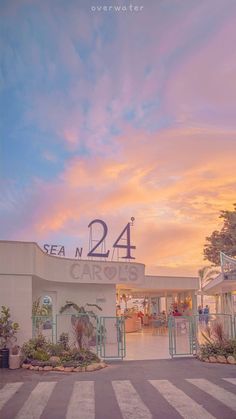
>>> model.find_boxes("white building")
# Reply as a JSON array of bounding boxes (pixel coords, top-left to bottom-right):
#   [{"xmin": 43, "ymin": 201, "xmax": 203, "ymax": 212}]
[
  {"xmin": 202, "ymin": 252, "xmax": 236, "ymax": 316},
  {"xmin": 0, "ymin": 240, "xmax": 199, "ymax": 346}
]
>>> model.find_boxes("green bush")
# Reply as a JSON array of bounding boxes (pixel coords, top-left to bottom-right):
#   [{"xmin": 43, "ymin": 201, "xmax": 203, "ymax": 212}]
[
  {"xmin": 21, "ymin": 334, "xmax": 49, "ymax": 359},
  {"xmin": 32, "ymin": 349, "xmax": 50, "ymax": 361},
  {"xmin": 0, "ymin": 306, "xmax": 19, "ymax": 349},
  {"xmin": 47, "ymin": 343, "xmax": 64, "ymax": 357},
  {"xmin": 199, "ymin": 339, "xmax": 236, "ymax": 358},
  {"xmin": 58, "ymin": 333, "xmax": 69, "ymax": 351},
  {"xmin": 22, "ymin": 334, "xmax": 101, "ymax": 367},
  {"xmin": 61, "ymin": 348, "xmax": 100, "ymax": 366},
  {"xmin": 62, "ymin": 360, "xmax": 81, "ymax": 368}
]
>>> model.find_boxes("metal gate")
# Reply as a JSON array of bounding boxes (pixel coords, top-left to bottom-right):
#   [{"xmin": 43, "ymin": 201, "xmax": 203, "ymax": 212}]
[
  {"xmin": 169, "ymin": 313, "xmax": 235, "ymax": 358},
  {"xmin": 32, "ymin": 314, "xmax": 126, "ymax": 360},
  {"xmin": 168, "ymin": 316, "xmax": 196, "ymax": 358},
  {"xmin": 98, "ymin": 316, "xmax": 126, "ymax": 360},
  {"xmin": 32, "ymin": 315, "xmax": 56, "ymax": 342}
]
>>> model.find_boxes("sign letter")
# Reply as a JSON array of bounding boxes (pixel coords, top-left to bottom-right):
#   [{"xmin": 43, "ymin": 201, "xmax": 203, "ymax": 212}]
[
  {"xmin": 58, "ymin": 246, "xmax": 65, "ymax": 257},
  {"xmin": 113, "ymin": 223, "xmax": 136, "ymax": 259},
  {"xmin": 75, "ymin": 247, "xmax": 83, "ymax": 258},
  {"xmin": 43, "ymin": 244, "xmax": 49, "ymax": 254}
]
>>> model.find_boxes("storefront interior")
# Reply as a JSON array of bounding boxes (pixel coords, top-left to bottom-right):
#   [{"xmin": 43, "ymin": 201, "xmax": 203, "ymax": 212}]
[{"xmin": 116, "ymin": 285, "xmax": 196, "ymax": 360}]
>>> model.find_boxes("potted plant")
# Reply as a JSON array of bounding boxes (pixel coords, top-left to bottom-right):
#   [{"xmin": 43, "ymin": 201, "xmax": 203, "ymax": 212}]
[
  {"xmin": 9, "ymin": 345, "xmax": 21, "ymax": 369},
  {"xmin": 0, "ymin": 306, "xmax": 19, "ymax": 368}
]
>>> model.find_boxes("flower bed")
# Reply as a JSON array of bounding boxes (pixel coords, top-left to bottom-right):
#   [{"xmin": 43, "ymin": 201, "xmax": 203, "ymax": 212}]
[
  {"xmin": 21, "ymin": 335, "xmax": 107, "ymax": 373},
  {"xmin": 197, "ymin": 354, "xmax": 236, "ymax": 364},
  {"xmin": 21, "ymin": 361, "xmax": 107, "ymax": 372},
  {"xmin": 196, "ymin": 321, "xmax": 236, "ymax": 365}
]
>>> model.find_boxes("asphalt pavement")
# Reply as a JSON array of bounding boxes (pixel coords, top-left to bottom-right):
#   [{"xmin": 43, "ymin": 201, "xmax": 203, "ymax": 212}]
[{"xmin": 0, "ymin": 358, "xmax": 236, "ymax": 419}]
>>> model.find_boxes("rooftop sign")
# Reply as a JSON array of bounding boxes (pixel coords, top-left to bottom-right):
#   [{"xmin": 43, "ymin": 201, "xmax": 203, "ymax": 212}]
[{"xmin": 43, "ymin": 219, "xmax": 136, "ymax": 260}]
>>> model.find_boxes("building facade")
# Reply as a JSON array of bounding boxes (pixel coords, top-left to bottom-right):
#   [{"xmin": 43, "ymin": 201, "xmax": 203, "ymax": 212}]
[{"xmin": 0, "ymin": 240, "xmax": 199, "ymax": 345}]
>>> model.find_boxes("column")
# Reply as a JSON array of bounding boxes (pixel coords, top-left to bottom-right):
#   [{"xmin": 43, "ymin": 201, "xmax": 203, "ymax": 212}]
[
  {"xmin": 191, "ymin": 291, "xmax": 197, "ymax": 315},
  {"xmin": 165, "ymin": 292, "xmax": 168, "ymax": 315}
]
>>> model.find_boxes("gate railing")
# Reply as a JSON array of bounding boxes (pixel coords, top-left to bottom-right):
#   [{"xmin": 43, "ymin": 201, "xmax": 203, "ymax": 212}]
[
  {"xmin": 169, "ymin": 313, "xmax": 235, "ymax": 358},
  {"xmin": 99, "ymin": 316, "xmax": 126, "ymax": 360},
  {"xmin": 32, "ymin": 314, "xmax": 126, "ymax": 360},
  {"xmin": 32, "ymin": 315, "xmax": 56, "ymax": 342},
  {"xmin": 168, "ymin": 316, "xmax": 195, "ymax": 357}
]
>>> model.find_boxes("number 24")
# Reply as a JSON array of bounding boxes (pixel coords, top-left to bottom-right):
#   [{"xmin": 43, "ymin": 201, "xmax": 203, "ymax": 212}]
[{"xmin": 87, "ymin": 219, "xmax": 136, "ymax": 259}]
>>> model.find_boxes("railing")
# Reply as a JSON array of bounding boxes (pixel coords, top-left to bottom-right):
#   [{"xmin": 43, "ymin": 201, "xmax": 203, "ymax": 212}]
[
  {"xmin": 32, "ymin": 315, "xmax": 55, "ymax": 342},
  {"xmin": 168, "ymin": 313, "xmax": 236, "ymax": 358},
  {"xmin": 32, "ymin": 314, "xmax": 126, "ymax": 360}
]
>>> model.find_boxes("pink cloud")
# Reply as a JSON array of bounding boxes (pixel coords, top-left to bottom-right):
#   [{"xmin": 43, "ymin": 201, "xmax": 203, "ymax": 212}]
[
  {"xmin": 5, "ymin": 124, "xmax": 235, "ymax": 275},
  {"xmin": 4, "ymin": 1, "xmax": 236, "ymax": 276},
  {"xmin": 164, "ymin": 15, "xmax": 236, "ymax": 124}
]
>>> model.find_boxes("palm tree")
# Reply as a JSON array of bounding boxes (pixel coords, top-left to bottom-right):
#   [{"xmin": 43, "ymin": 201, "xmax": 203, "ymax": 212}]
[
  {"xmin": 59, "ymin": 301, "xmax": 102, "ymax": 350},
  {"xmin": 198, "ymin": 267, "xmax": 220, "ymax": 307}
]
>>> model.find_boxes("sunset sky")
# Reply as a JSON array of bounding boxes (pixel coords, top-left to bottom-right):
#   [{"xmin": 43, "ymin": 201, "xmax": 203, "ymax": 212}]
[{"xmin": 1, "ymin": 0, "xmax": 236, "ymax": 276}]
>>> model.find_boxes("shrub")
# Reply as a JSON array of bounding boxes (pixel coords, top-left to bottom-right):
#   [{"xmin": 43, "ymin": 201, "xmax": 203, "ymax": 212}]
[
  {"xmin": 58, "ymin": 333, "xmax": 69, "ymax": 351},
  {"xmin": 21, "ymin": 334, "xmax": 101, "ymax": 368},
  {"xmin": 61, "ymin": 348, "xmax": 100, "ymax": 366},
  {"xmin": 47, "ymin": 343, "xmax": 64, "ymax": 357},
  {"xmin": 199, "ymin": 338, "xmax": 236, "ymax": 358},
  {"xmin": 32, "ymin": 349, "xmax": 50, "ymax": 361},
  {"xmin": 200, "ymin": 320, "xmax": 227, "ymax": 346},
  {"xmin": 198, "ymin": 319, "xmax": 236, "ymax": 360},
  {"xmin": 0, "ymin": 306, "xmax": 19, "ymax": 349},
  {"xmin": 21, "ymin": 334, "xmax": 48, "ymax": 359}
]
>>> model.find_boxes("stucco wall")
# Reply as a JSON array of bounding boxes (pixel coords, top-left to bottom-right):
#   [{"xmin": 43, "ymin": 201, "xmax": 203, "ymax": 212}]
[
  {"xmin": 32, "ymin": 277, "xmax": 116, "ymax": 345},
  {"xmin": 144, "ymin": 275, "xmax": 199, "ymax": 290},
  {"xmin": 0, "ymin": 241, "xmax": 145, "ymax": 285},
  {"xmin": 32, "ymin": 276, "xmax": 116, "ymax": 317},
  {"xmin": 0, "ymin": 274, "xmax": 32, "ymax": 345}
]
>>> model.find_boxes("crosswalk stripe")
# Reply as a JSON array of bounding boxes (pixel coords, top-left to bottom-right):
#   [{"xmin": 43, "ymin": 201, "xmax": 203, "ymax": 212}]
[
  {"xmin": 15, "ymin": 381, "xmax": 56, "ymax": 419},
  {"xmin": 1, "ymin": 378, "xmax": 236, "ymax": 418},
  {"xmin": 187, "ymin": 379, "xmax": 236, "ymax": 412},
  {"xmin": 112, "ymin": 380, "xmax": 152, "ymax": 419},
  {"xmin": 66, "ymin": 381, "xmax": 95, "ymax": 419},
  {"xmin": 223, "ymin": 378, "xmax": 236, "ymax": 386},
  {"xmin": 149, "ymin": 380, "xmax": 215, "ymax": 419},
  {"xmin": 0, "ymin": 382, "xmax": 23, "ymax": 411}
]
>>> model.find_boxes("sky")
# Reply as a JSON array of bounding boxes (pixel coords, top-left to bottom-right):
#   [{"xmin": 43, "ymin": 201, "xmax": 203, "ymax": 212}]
[{"xmin": 0, "ymin": 0, "xmax": 236, "ymax": 276}]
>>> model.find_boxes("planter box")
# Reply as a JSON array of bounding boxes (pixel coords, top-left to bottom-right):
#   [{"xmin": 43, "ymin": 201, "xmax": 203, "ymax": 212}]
[{"xmin": 9, "ymin": 354, "xmax": 21, "ymax": 369}]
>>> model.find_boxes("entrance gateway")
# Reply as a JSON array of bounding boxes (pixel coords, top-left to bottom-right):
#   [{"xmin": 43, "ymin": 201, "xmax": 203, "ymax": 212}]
[
  {"xmin": 32, "ymin": 311, "xmax": 236, "ymax": 360},
  {"xmin": 0, "ymin": 241, "xmax": 199, "ymax": 360}
]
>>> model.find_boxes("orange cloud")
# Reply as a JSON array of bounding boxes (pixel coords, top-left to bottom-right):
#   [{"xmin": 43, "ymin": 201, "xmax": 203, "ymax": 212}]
[{"xmin": 12, "ymin": 124, "xmax": 233, "ymax": 276}]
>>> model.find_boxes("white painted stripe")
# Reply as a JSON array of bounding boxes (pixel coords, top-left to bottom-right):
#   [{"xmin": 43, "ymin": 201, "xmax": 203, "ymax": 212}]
[
  {"xmin": 223, "ymin": 378, "xmax": 236, "ymax": 386},
  {"xmin": 15, "ymin": 381, "xmax": 56, "ymax": 419},
  {"xmin": 0, "ymin": 382, "xmax": 23, "ymax": 411},
  {"xmin": 187, "ymin": 379, "xmax": 236, "ymax": 412},
  {"xmin": 66, "ymin": 381, "xmax": 95, "ymax": 419},
  {"xmin": 112, "ymin": 380, "xmax": 152, "ymax": 419},
  {"xmin": 149, "ymin": 380, "xmax": 215, "ymax": 419}
]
